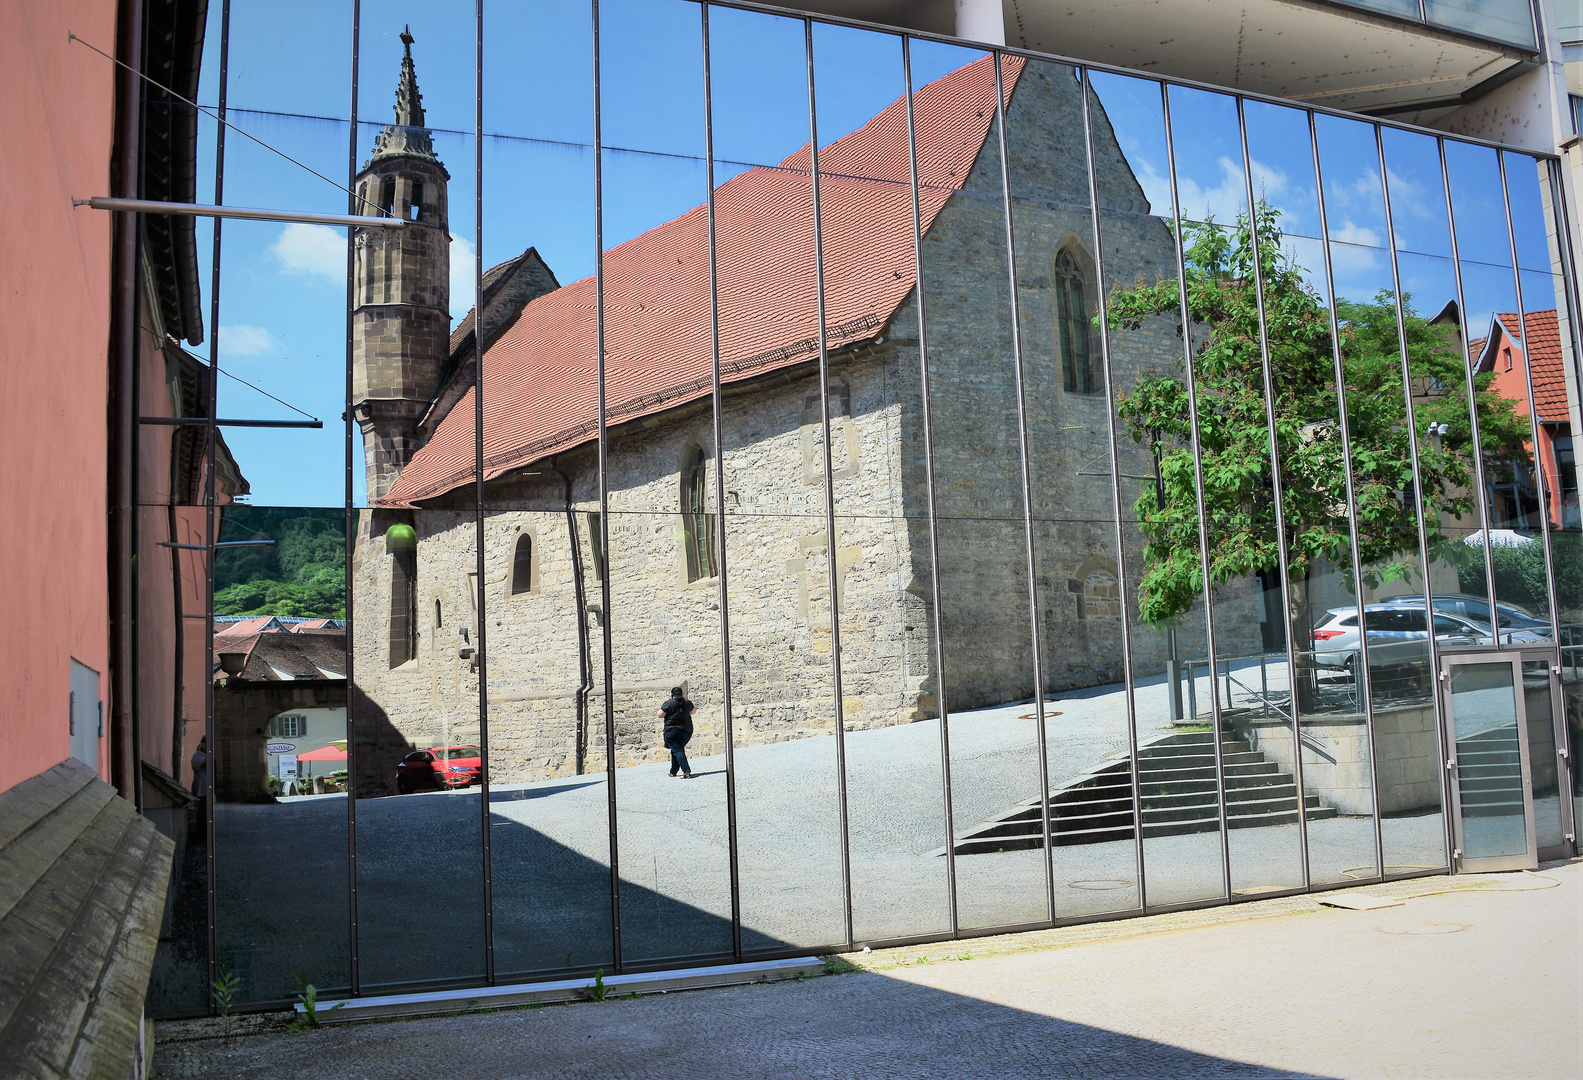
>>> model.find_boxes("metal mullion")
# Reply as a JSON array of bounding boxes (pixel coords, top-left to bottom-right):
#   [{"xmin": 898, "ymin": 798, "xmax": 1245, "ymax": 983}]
[
  {"xmin": 1236, "ymin": 100, "xmax": 1322, "ymax": 889},
  {"xmin": 1439, "ymin": 138, "xmax": 1502, "ymax": 639},
  {"xmin": 202, "ymin": 0, "xmax": 231, "ymax": 1005},
  {"xmin": 344, "ymin": 0, "xmax": 361, "ymax": 998},
  {"xmin": 1497, "ymin": 151, "xmax": 1573, "ymax": 849},
  {"xmin": 473, "ymin": 0, "xmax": 494, "ymax": 987},
  {"xmin": 1160, "ymin": 83, "xmax": 1231, "ymax": 907},
  {"xmin": 901, "ymin": 35, "xmax": 960, "ymax": 937},
  {"xmin": 1367, "ymin": 128, "xmax": 1451, "ymax": 870},
  {"xmin": 591, "ymin": 0, "xmax": 622, "ymax": 973},
  {"xmin": 996, "ymin": 52, "xmax": 1055, "ymax": 927},
  {"xmin": 1307, "ymin": 119, "xmax": 1387, "ymax": 885},
  {"xmin": 699, "ymin": 2, "xmax": 743, "ymax": 963},
  {"xmin": 804, "ymin": 17, "xmax": 855, "ymax": 953},
  {"xmin": 1545, "ymin": 158, "xmax": 1583, "ymax": 822},
  {"xmin": 1082, "ymin": 70, "xmax": 1146, "ymax": 916}
]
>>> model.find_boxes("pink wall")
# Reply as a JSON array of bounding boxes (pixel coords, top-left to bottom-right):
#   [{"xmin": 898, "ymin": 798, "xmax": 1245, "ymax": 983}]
[{"xmin": 0, "ymin": 0, "xmax": 119, "ymax": 791}]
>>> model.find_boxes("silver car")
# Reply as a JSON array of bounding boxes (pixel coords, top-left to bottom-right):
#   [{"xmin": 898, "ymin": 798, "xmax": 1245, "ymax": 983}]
[{"xmin": 1309, "ymin": 604, "xmax": 1544, "ymax": 679}]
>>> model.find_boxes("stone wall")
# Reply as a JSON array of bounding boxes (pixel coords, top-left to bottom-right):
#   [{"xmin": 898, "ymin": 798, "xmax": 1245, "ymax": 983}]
[{"xmin": 351, "ymin": 56, "xmax": 1272, "ymax": 789}]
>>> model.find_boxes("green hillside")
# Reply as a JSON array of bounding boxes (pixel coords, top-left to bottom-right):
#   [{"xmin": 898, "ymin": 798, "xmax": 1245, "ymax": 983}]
[{"xmin": 214, "ymin": 507, "xmax": 346, "ymax": 618}]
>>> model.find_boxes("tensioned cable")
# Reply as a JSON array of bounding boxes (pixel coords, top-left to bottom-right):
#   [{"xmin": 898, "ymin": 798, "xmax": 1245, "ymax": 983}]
[
  {"xmin": 152, "ymin": 330, "xmax": 321, "ymax": 421},
  {"xmin": 70, "ymin": 32, "xmax": 384, "ymax": 216}
]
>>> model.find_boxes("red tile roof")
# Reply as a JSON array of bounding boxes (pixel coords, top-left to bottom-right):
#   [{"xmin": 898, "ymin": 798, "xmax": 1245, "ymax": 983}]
[
  {"xmin": 384, "ymin": 55, "xmax": 1023, "ymax": 506},
  {"xmin": 1495, "ymin": 310, "xmax": 1569, "ymax": 423},
  {"xmin": 214, "ymin": 615, "xmax": 281, "ymax": 637}
]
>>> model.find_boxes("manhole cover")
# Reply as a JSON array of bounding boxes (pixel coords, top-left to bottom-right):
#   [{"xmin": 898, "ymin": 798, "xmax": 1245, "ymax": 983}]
[
  {"xmin": 1018, "ymin": 711, "xmax": 1063, "ymax": 719},
  {"xmin": 1068, "ymin": 879, "xmax": 1132, "ymax": 891},
  {"xmin": 1373, "ymin": 922, "xmax": 1468, "ymax": 935}
]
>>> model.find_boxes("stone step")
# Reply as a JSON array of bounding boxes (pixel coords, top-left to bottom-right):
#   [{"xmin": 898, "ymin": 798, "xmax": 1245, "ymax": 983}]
[{"xmin": 947, "ymin": 733, "xmax": 1336, "ymax": 855}]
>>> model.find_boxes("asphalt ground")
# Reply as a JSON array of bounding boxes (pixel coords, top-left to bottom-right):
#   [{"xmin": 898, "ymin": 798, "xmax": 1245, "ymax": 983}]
[{"xmin": 152, "ymin": 857, "xmax": 1583, "ymax": 1079}]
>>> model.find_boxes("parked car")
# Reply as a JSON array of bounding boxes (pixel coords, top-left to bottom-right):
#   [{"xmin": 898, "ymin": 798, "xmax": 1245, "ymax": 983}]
[
  {"xmin": 1308, "ymin": 605, "xmax": 1546, "ymax": 694},
  {"xmin": 395, "ymin": 746, "xmax": 483, "ymax": 793},
  {"xmin": 1380, "ymin": 592, "xmax": 1553, "ymax": 641}
]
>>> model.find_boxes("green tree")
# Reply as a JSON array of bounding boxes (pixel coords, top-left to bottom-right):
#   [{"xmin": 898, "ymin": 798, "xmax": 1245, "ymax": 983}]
[
  {"xmin": 1108, "ymin": 206, "xmax": 1531, "ymax": 657},
  {"xmin": 213, "ymin": 508, "xmax": 346, "ymax": 619}
]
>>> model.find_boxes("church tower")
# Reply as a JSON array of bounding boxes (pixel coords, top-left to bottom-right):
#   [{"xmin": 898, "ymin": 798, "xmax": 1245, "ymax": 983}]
[{"xmin": 352, "ymin": 27, "xmax": 450, "ymax": 501}]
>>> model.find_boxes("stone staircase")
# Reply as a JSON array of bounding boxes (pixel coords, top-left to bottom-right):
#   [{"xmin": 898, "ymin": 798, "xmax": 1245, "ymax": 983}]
[
  {"xmin": 1454, "ymin": 727, "xmax": 1526, "ymax": 817},
  {"xmin": 947, "ymin": 730, "xmax": 1337, "ymax": 855}
]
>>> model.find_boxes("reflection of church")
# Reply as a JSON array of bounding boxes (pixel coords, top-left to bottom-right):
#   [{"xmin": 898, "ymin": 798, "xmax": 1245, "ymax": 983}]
[{"xmin": 349, "ymin": 43, "xmax": 1266, "ymax": 794}]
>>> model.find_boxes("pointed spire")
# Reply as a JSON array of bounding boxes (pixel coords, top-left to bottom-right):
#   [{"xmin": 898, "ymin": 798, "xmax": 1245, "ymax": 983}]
[
  {"xmin": 394, "ymin": 25, "xmax": 426, "ymax": 129},
  {"xmin": 366, "ymin": 25, "xmax": 441, "ymax": 168}
]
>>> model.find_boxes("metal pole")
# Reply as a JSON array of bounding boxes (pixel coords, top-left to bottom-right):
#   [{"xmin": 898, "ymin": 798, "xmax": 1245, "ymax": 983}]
[
  {"xmin": 591, "ymin": 0, "xmax": 622, "ymax": 973},
  {"xmin": 473, "ymin": 0, "xmax": 494, "ymax": 987},
  {"xmin": 699, "ymin": 1, "xmax": 744, "ymax": 963},
  {"xmin": 996, "ymin": 52, "xmax": 1056, "ymax": 926},
  {"xmin": 344, "ymin": 0, "xmax": 361, "ymax": 998},
  {"xmin": 805, "ymin": 17, "xmax": 856, "ymax": 953},
  {"xmin": 1160, "ymin": 83, "xmax": 1231, "ymax": 905},
  {"xmin": 202, "ymin": 0, "xmax": 231, "ymax": 1007},
  {"xmin": 901, "ymin": 34, "xmax": 960, "ymax": 937},
  {"xmin": 80, "ymin": 197, "xmax": 407, "ymax": 229},
  {"xmin": 1078, "ymin": 65, "xmax": 1145, "ymax": 917},
  {"xmin": 1236, "ymin": 97, "xmax": 1315, "ymax": 889}
]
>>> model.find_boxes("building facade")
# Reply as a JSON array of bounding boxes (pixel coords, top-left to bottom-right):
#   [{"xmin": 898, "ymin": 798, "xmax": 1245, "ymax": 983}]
[{"xmin": 80, "ymin": 0, "xmax": 1583, "ymax": 1020}]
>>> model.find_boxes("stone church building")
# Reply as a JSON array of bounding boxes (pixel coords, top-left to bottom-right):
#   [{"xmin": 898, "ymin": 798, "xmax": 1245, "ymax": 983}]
[{"xmin": 349, "ymin": 43, "xmax": 1267, "ymax": 794}]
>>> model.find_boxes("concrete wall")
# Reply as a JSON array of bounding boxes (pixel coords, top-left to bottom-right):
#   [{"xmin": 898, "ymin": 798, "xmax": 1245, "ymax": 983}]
[{"xmin": 0, "ymin": 0, "xmax": 118, "ymax": 792}]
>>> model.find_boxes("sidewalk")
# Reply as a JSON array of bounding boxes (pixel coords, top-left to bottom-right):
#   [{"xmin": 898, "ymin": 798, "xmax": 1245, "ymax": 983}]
[{"xmin": 153, "ymin": 860, "xmax": 1582, "ymax": 1079}]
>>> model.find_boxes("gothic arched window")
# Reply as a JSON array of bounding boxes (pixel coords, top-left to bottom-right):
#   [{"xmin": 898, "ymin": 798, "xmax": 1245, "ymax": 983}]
[
  {"xmin": 389, "ymin": 548, "xmax": 417, "ymax": 668},
  {"xmin": 1056, "ymin": 247, "xmax": 1098, "ymax": 395},
  {"xmin": 681, "ymin": 445, "xmax": 717, "ymax": 582},
  {"xmin": 511, "ymin": 533, "xmax": 536, "ymax": 595}
]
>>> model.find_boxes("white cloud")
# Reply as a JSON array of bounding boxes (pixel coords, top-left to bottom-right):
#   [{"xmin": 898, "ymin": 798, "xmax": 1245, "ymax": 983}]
[
  {"xmin": 1132, "ymin": 154, "xmax": 1293, "ymax": 233},
  {"xmin": 450, "ymin": 233, "xmax": 477, "ymax": 322},
  {"xmin": 1331, "ymin": 222, "xmax": 1382, "ymax": 249},
  {"xmin": 270, "ymin": 223, "xmax": 346, "ymax": 281},
  {"xmin": 219, "ymin": 324, "xmax": 277, "ymax": 356}
]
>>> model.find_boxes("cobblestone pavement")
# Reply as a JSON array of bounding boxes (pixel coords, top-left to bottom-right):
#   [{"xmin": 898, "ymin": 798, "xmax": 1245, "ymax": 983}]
[{"xmin": 154, "ymin": 859, "xmax": 1581, "ymax": 1079}]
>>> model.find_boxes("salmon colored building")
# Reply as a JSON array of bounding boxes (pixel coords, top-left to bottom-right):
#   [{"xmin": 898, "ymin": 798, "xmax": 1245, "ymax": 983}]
[{"xmin": 1474, "ymin": 309, "xmax": 1583, "ymax": 531}]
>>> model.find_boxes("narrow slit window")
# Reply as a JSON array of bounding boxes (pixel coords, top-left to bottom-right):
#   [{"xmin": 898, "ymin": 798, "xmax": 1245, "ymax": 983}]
[
  {"xmin": 511, "ymin": 533, "xmax": 535, "ymax": 595},
  {"xmin": 1056, "ymin": 247, "xmax": 1098, "ymax": 394},
  {"xmin": 681, "ymin": 446, "xmax": 716, "ymax": 583}
]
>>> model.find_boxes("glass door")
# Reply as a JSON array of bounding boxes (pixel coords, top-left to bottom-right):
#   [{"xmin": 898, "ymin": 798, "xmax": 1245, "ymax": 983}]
[
  {"xmin": 1440, "ymin": 654, "xmax": 1538, "ymax": 872},
  {"xmin": 1519, "ymin": 654, "xmax": 1576, "ymax": 861}
]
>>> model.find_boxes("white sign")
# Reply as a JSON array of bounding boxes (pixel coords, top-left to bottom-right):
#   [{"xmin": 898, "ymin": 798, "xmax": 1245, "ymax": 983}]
[
  {"xmin": 278, "ymin": 755, "xmax": 299, "ymax": 782},
  {"xmin": 266, "ymin": 743, "xmax": 296, "ymax": 755}
]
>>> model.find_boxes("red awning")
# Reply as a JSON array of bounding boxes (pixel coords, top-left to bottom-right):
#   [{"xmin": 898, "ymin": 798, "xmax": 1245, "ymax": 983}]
[{"xmin": 296, "ymin": 745, "xmax": 347, "ymax": 763}]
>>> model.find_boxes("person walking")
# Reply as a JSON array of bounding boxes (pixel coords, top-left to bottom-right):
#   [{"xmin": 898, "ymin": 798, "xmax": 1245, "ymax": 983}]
[{"xmin": 657, "ymin": 687, "xmax": 695, "ymax": 778}]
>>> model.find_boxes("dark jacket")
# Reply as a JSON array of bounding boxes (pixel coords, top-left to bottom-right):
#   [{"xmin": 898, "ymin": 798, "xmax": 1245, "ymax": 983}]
[{"xmin": 661, "ymin": 696, "xmax": 694, "ymax": 745}]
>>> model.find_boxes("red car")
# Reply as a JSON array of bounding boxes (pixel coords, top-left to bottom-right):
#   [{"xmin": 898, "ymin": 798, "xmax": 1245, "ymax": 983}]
[{"xmin": 395, "ymin": 746, "xmax": 482, "ymax": 793}]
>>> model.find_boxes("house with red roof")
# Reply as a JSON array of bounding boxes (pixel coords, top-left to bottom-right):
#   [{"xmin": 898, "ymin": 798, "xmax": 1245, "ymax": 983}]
[
  {"xmin": 1474, "ymin": 309, "xmax": 1583, "ymax": 531},
  {"xmin": 345, "ymin": 49, "xmax": 1265, "ymax": 793}
]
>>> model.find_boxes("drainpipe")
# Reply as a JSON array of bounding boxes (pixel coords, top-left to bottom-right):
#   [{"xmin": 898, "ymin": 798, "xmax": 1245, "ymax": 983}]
[
  {"xmin": 551, "ymin": 455, "xmax": 592, "ymax": 774},
  {"xmin": 108, "ymin": 0, "xmax": 144, "ymax": 800}
]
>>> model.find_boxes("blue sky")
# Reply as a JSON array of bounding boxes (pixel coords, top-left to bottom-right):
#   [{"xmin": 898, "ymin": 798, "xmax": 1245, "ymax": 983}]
[{"xmin": 186, "ymin": 0, "xmax": 1552, "ymax": 508}]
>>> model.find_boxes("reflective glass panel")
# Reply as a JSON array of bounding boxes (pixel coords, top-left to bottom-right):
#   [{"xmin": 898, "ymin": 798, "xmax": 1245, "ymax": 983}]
[
  {"xmin": 916, "ymin": 42, "xmax": 1048, "ymax": 930},
  {"xmin": 348, "ymin": 2, "xmax": 485, "ymax": 995},
  {"xmin": 1023, "ymin": 67, "xmax": 1148, "ymax": 918},
  {"xmin": 477, "ymin": 0, "xmax": 616, "ymax": 982},
  {"xmin": 711, "ymin": 4, "xmax": 847, "ymax": 954},
  {"xmin": 814, "ymin": 23, "xmax": 953, "ymax": 945}
]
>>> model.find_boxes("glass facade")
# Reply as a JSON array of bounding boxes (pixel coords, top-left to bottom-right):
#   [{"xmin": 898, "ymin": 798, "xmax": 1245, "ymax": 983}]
[{"xmin": 134, "ymin": 0, "xmax": 1578, "ymax": 1015}]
